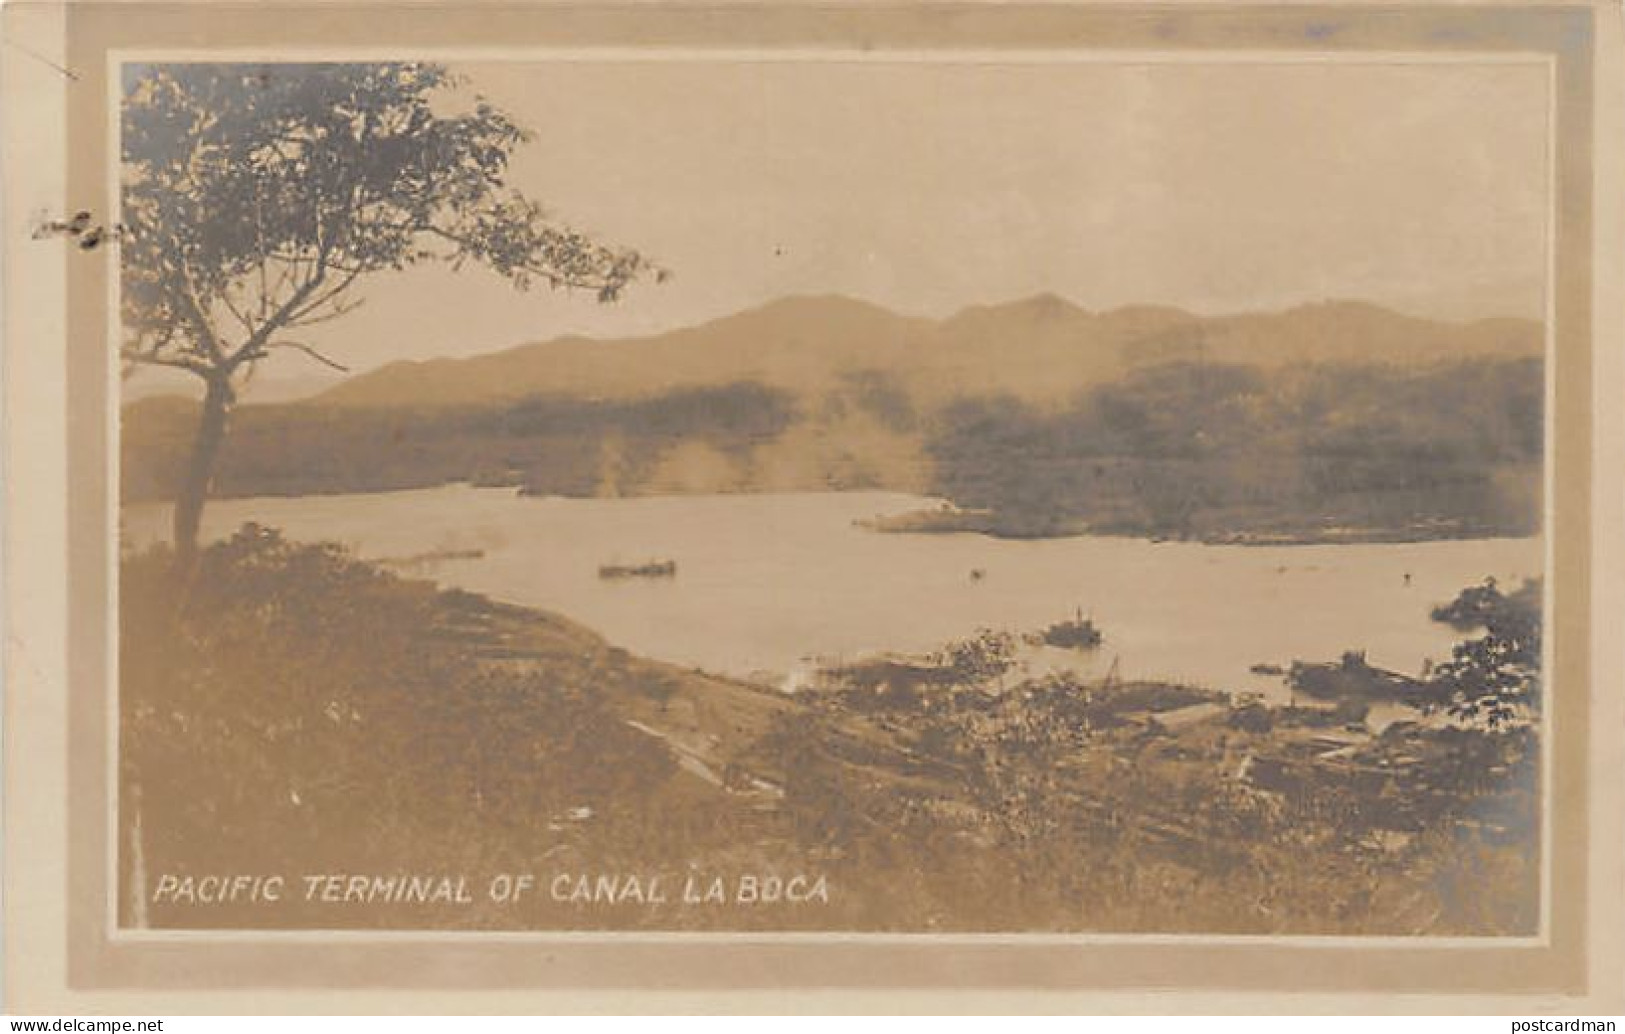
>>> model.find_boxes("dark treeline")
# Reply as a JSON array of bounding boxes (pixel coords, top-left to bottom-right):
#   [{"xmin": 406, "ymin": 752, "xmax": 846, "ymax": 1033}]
[
  {"xmin": 123, "ymin": 356, "xmax": 1541, "ymax": 542},
  {"xmin": 123, "ymin": 381, "xmax": 800, "ymax": 501},
  {"xmin": 926, "ymin": 357, "xmax": 1542, "ymax": 539}
]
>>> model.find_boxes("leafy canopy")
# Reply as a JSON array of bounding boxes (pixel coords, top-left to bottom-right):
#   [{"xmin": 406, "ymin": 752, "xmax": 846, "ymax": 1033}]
[
  {"xmin": 121, "ymin": 62, "xmax": 660, "ymax": 380},
  {"xmin": 1426, "ymin": 577, "xmax": 1542, "ymax": 728}
]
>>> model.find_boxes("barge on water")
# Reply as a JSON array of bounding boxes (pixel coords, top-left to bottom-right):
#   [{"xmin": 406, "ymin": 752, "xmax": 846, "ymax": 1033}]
[
  {"xmin": 598, "ymin": 559, "xmax": 678, "ymax": 580},
  {"xmin": 1288, "ymin": 650, "xmax": 1433, "ymax": 704}
]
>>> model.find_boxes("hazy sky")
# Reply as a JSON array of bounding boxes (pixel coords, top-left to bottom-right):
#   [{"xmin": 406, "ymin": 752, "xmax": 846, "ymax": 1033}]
[{"xmin": 132, "ymin": 56, "xmax": 1552, "ymax": 395}]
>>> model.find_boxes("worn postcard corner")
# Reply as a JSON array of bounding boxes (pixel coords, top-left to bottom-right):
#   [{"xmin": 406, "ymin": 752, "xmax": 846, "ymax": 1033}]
[{"xmin": 4, "ymin": 0, "xmax": 1624, "ymax": 1015}]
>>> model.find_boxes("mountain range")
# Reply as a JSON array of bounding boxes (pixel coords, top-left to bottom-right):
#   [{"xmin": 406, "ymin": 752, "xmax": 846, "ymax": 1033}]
[
  {"xmin": 297, "ymin": 293, "xmax": 1541, "ymax": 411},
  {"xmin": 123, "ymin": 294, "xmax": 1544, "ymax": 542}
]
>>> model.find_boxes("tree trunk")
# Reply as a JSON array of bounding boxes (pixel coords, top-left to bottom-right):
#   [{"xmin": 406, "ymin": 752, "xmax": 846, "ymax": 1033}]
[{"xmin": 173, "ymin": 373, "xmax": 233, "ymax": 566}]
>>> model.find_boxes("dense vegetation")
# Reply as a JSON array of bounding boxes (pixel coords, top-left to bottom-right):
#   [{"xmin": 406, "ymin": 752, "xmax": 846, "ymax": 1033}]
[
  {"xmin": 924, "ymin": 358, "xmax": 1542, "ymax": 540},
  {"xmin": 121, "ymin": 528, "xmax": 677, "ymax": 927},
  {"xmin": 1426, "ymin": 577, "xmax": 1543, "ymax": 727},
  {"xmin": 122, "ymin": 530, "xmax": 1540, "ymax": 934},
  {"xmin": 122, "ymin": 381, "xmax": 803, "ymax": 502},
  {"xmin": 124, "ymin": 355, "xmax": 1541, "ymax": 543}
]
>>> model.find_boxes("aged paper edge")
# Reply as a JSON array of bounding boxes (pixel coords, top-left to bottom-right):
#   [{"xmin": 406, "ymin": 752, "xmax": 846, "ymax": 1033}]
[{"xmin": 4, "ymin": 0, "xmax": 1622, "ymax": 1012}]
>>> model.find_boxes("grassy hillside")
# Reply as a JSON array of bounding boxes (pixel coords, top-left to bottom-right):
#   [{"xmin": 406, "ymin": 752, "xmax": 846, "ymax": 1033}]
[{"xmin": 122, "ymin": 529, "xmax": 1540, "ymax": 933}]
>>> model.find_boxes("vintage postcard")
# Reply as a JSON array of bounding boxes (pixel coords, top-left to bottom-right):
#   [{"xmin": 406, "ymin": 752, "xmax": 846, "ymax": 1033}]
[{"xmin": 4, "ymin": 0, "xmax": 1623, "ymax": 1014}]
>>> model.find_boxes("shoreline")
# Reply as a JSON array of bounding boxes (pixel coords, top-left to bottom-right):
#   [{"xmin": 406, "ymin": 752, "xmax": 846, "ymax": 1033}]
[
  {"xmin": 121, "ymin": 482, "xmax": 1542, "ymax": 550},
  {"xmin": 856, "ymin": 505, "xmax": 1537, "ymax": 547}
]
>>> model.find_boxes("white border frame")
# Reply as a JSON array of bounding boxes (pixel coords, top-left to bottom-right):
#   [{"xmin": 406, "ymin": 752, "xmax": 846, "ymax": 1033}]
[{"xmin": 102, "ymin": 45, "xmax": 1561, "ymax": 952}]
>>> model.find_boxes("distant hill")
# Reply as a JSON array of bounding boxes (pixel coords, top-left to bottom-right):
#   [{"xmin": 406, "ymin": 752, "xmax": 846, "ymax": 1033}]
[
  {"xmin": 123, "ymin": 295, "xmax": 1544, "ymax": 543},
  {"xmin": 307, "ymin": 294, "xmax": 1542, "ymax": 410},
  {"xmin": 312, "ymin": 295, "xmax": 934, "ymax": 409}
]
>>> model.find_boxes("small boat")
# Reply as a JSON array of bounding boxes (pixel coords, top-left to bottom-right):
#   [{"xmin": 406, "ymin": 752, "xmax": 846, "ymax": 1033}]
[
  {"xmin": 1039, "ymin": 611, "xmax": 1103, "ymax": 650},
  {"xmin": 598, "ymin": 559, "xmax": 678, "ymax": 580}
]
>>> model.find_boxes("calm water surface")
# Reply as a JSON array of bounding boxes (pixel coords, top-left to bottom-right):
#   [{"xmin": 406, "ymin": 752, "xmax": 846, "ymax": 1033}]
[{"xmin": 123, "ymin": 485, "xmax": 1542, "ymax": 700}]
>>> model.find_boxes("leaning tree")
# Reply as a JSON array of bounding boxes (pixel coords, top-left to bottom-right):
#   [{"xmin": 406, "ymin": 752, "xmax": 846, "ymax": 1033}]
[{"xmin": 120, "ymin": 62, "xmax": 661, "ymax": 562}]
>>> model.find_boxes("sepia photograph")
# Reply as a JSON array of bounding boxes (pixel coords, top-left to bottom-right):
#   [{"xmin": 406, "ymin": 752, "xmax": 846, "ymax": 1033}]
[
  {"xmin": 7, "ymin": 0, "xmax": 1624, "ymax": 1012},
  {"xmin": 112, "ymin": 48, "xmax": 1553, "ymax": 937}
]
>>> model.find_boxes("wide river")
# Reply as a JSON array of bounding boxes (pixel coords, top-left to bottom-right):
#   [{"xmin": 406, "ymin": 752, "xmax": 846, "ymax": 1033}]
[{"xmin": 123, "ymin": 485, "xmax": 1542, "ymax": 700}]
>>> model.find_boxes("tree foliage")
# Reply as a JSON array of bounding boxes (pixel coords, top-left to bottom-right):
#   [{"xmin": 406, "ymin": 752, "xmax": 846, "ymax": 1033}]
[
  {"xmin": 120, "ymin": 62, "xmax": 659, "ymax": 382},
  {"xmin": 1425, "ymin": 577, "xmax": 1542, "ymax": 728},
  {"xmin": 120, "ymin": 62, "xmax": 662, "ymax": 558}
]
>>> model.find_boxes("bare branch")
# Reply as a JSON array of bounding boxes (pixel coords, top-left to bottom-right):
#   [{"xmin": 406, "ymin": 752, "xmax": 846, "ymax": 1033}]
[
  {"xmin": 217, "ymin": 280, "xmax": 260, "ymax": 338},
  {"xmin": 175, "ymin": 263, "xmax": 225, "ymax": 362},
  {"xmin": 285, "ymin": 296, "xmax": 366, "ymax": 329},
  {"xmin": 120, "ymin": 346, "xmax": 211, "ymax": 376},
  {"xmin": 258, "ymin": 339, "xmax": 351, "ymax": 373},
  {"xmin": 226, "ymin": 248, "xmax": 331, "ymax": 368},
  {"xmin": 284, "ymin": 264, "xmax": 365, "ymax": 324}
]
